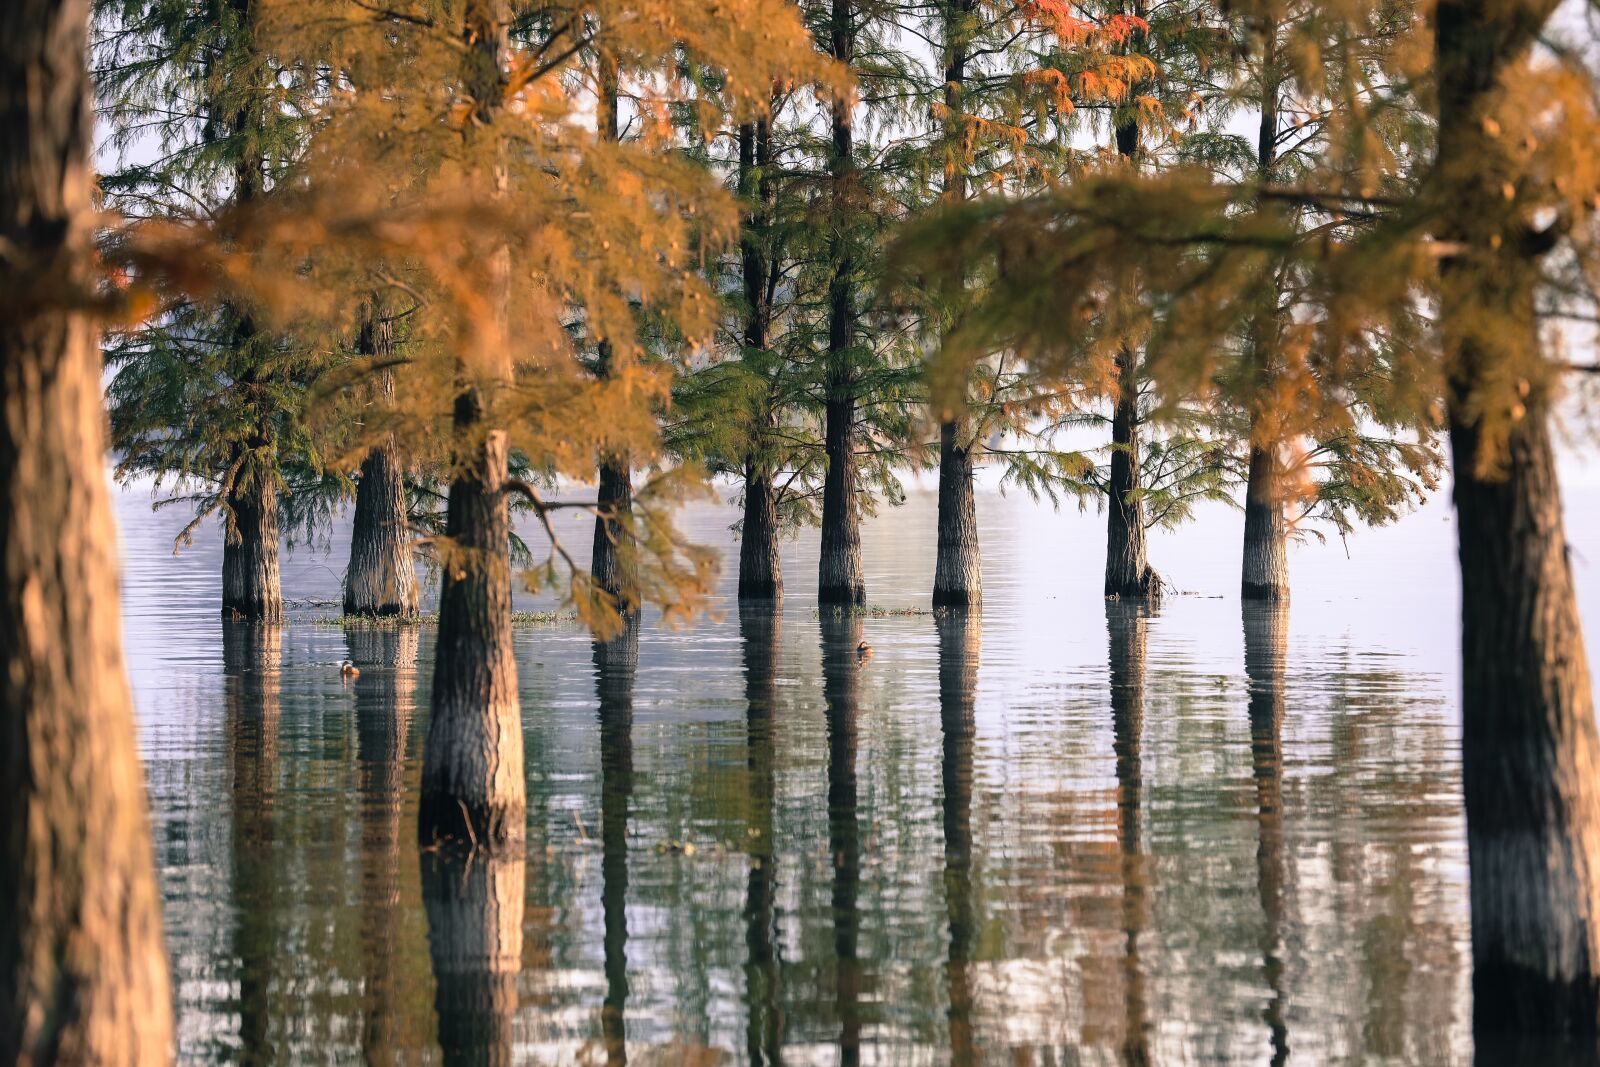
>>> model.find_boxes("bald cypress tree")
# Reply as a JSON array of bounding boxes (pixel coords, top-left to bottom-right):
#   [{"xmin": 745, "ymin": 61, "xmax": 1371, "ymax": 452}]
[
  {"xmin": 98, "ymin": 0, "xmax": 318, "ymax": 622},
  {"xmin": 1, "ymin": 0, "xmax": 173, "ymax": 1060}
]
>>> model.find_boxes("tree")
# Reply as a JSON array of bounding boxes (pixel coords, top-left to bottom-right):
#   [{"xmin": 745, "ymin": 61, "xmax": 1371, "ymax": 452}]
[
  {"xmin": 819, "ymin": 0, "xmax": 871, "ymax": 605},
  {"xmin": 1431, "ymin": 0, "xmax": 1600, "ymax": 1038},
  {"xmin": 342, "ymin": 304, "xmax": 421, "ymax": 618},
  {"xmin": 0, "ymin": 0, "xmax": 173, "ymax": 1061},
  {"xmin": 98, "ymin": 0, "xmax": 318, "ymax": 621},
  {"xmin": 267, "ymin": 0, "xmax": 843, "ymax": 849},
  {"xmin": 901, "ymin": 0, "xmax": 1600, "ymax": 1040},
  {"xmin": 1183, "ymin": 0, "xmax": 1439, "ymax": 601}
]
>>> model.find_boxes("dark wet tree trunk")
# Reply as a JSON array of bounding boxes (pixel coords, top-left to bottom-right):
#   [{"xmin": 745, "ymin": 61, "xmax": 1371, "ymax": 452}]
[
  {"xmin": 346, "ymin": 311, "xmax": 419, "ymax": 618},
  {"xmin": 1243, "ymin": 603, "xmax": 1291, "ymax": 1065},
  {"xmin": 820, "ymin": 610, "xmax": 864, "ymax": 1062},
  {"xmin": 420, "ymin": 0, "xmax": 524, "ymax": 852},
  {"xmin": 933, "ymin": 0, "xmax": 982, "ymax": 610},
  {"xmin": 0, "ymin": 2, "xmax": 174, "ymax": 1060},
  {"xmin": 589, "ymin": 58, "xmax": 634, "ymax": 612},
  {"xmin": 740, "ymin": 457, "xmax": 783, "ymax": 601},
  {"xmin": 819, "ymin": 0, "xmax": 866, "ymax": 607},
  {"xmin": 1241, "ymin": 442, "xmax": 1290, "ymax": 602},
  {"xmin": 1433, "ymin": 0, "xmax": 1600, "ymax": 1040},
  {"xmin": 1104, "ymin": 347, "xmax": 1158, "ymax": 600},
  {"xmin": 595, "ymin": 624, "xmax": 638, "ymax": 1066},
  {"xmin": 222, "ymin": 446, "xmax": 284, "ymax": 621},
  {"xmin": 737, "ymin": 119, "xmax": 784, "ymax": 603},
  {"xmin": 1242, "ymin": 56, "xmax": 1290, "ymax": 604},
  {"xmin": 934, "ymin": 419, "xmax": 982, "ymax": 608},
  {"xmin": 350, "ymin": 624, "xmax": 421, "ymax": 1064},
  {"xmin": 937, "ymin": 609, "xmax": 980, "ymax": 1063},
  {"xmin": 740, "ymin": 604, "xmax": 783, "ymax": 1065},
  {"xmin": 421, "ymin": 846, "xmax": 524, "ymax": 1067},
  {"xmin": 223, "ymin": 620, "xmax": 281, "ymax": 1065},
  {"xmin": 420, "ymin": 405, "xmax": 523, "ymax": 849},
  {"xmin": 1105, "ymin": 601, "xmax": 1152, "ymax": 1065},
  {"xmin": 592, "ymin": 445, "xmax": 633, "ymax": 606}
]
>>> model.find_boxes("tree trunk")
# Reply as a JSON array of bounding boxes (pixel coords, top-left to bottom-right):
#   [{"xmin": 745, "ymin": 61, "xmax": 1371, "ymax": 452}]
[
  {"xmin": 1433, "ymin": 0, "xmax": 1600, "ymax": 1039},
  {"xmin": 1105, "ymin": 601, "xmax": 1151, "ymax": 1065},
  {"xmin": 595, "ymin": 624, "xmax": 638, "ymax": 1067},
  {"xmin": 819, "ymin": 0, "xmax": 866, "ymax": 607},
  {"xmin": 1241, "ymin": 443, "xmax": 1290, "ymax": 602},
  {"xmin": 349, "ymin": 624, "xmax": 421, "ymax": 1064},
  {"xmin": 346, "ymin": 313, "xmax": 419, "ymax": 618},
  {"xmin": 1244, "ymin": 603, "xmax": 1290, "ymax": 1065},
  {"xmin": 739, "ymin": 603, "xmax": 783, "ymax": 1065},
  {"xmin": 591, "ymin": 450, "xmax": 633, "ymax": 609},
  {"xmin": 420, "ymin": 402, "xmax": 524, "ymax": 849},
  {"xmin": 737, "ymin": 118, "xmax": 784, "ymax": 605},
  {"xmin": 420, "ymin": 0, "xmax": 523, "ymax": 853},
  {"xmin": 0, "ymin": 1, "xmax": 174, "ymax": 1061},
  {"xmin": 1105, "ymin": 350, "xmax": 1159, "ymax": 600},
  {"xmin": 934, "ymin": 419, "xmax": 982, "ymax": 608},
  {"xmin": 421, "ymin": 846, "xmax": 524, "ymax": 1067},
  {"xmin": 933, "ymin": 1, "xmax": 981, "ymax": 613},
  {"xmin": 819, "ymin": 610, "xmax": 864, "ymax": 1062},
  {"xmin": 223, "ymin": 620, "xmax": 280, "ymax": 1064},
  {"xmin": 222, "ymin": 452, "xmax": 284, "ymax": 620},
  {"xmin": 1452, "ymin": 397, "xmax": 1600, "ymax": 1036},
  {"xmin": 819, "ymin": 395, "xmax": 866, "ymax": 605},
  {"xmin": 739, "ymin": 458, "xmax": 783, "ymax": 601},
  {"xmin": 937, "ymin": 608, "xmax": 980, "ymax": 1063}
]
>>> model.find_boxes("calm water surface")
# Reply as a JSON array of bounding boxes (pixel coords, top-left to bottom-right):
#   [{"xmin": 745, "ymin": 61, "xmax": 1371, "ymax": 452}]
[{"xmin": 118, "ymin": 480, "xmax": 1600, "ymax": 1065}]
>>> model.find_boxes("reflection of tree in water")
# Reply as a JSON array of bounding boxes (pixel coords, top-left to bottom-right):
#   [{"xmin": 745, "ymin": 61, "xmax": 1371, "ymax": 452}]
[
  {"xmin": 422, "ymin": 843, "xmax": 526, "ymax": 1067},
  {"xmin": 1303, "ymin": 648, "xmax": 1466, "ymax": 1057},
  {"xmin": 820, "ymin": 609, "xmax": 864, "ymax": 1066},
  {"xmin": 1105, "ymin": 601, "xmax": 1151, "ymax": 1067},
  {"xmin": 224, "ymin": 620, "xmax": 282, "ymax": 1066},
  {"xmin": 595, "ymin": 622, "xmax": 639, "ymax": 1066},
  {"xmin": 938, "ymin": 609, "xmax": 981, "ymax": 1066},
  {"xmin": 740, "ymin": 604, "xmax": 784, "ymax": 1066},
  {"xmin": 1243, "ymin": 603, "xmax": 1291, "ymax": 1067},
  {"xmin": 347, "ymin": 624, "xmax": 426, "ymax": 1065}
]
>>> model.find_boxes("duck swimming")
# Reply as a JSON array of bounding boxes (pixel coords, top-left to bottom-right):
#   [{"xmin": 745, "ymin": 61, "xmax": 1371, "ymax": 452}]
[
  {"xmin": 856, "ymin": 641, "xmax": 874, "ymax": 663},
  {"xmin": 340, "ymin": 660, "xmax": 360, "ymax": 680}
]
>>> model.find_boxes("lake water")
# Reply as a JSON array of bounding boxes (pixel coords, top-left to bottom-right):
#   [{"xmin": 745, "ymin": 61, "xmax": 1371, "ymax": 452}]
[{"xmin": 115, "ymin": 474, "xmax": 1600, "ymax": 1065}]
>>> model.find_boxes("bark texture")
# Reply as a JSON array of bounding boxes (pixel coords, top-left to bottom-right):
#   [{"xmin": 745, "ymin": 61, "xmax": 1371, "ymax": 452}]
[
  {"xmin": 345, "ymin": 313, "xmax": 419, "ymax": 618},
  {"xmin": 818, "ymin": 0, "xmax": 866, "ymax": 607},
  {"xmin": 1241, "ymin": 444, "xmax": 1290, "ymax": 602},
  {"xmin": 595, "ymin": 623, "xmax": 638, "ymax": 1067},
  {"xmin": 1243, "ymin": 603, "xmax": 1290, "ymax": 1066},
  {"xmin": 420, "ymin": 0, "xmax": 524, "ymax": 853},
  {"xmin": 937, "ymin": 609, "xmax": 980, "ymax": 1064},
  {"xmin": 934, "ymin": 420, "xmax": 982, "ymax": 608},
  {"xmin": 591, "ymin": 452, "xmax": 633, "ymax": 608},
  {"xmin": 588, "ymin": 60, "xmax": 635, "ymax": 614},
  {"xmin": 737, "ymin": 120, "xmax": 784, "ymax": 603},
  {"xmin": 1104, "ymin": 349, "xmax": 1159, "ymax": 601},
  {"xmin": 0, "ymin": 1, "xmax": 174, "ymax": 1061},
  {"xmin": 222, "ymin": 453, "xmax": 284, "ymax": 621},
  {"xmin": 739, "ymin": 460, "xmax": 783, "ymax": 602},
  {"xmin": 820, "ymin": 610, "xmax": 864, "ymax": 1063},
  {"xmin": 1434, "ymin": 0, "xmax": 1600, "ymax": 1039},
  {"xmin": 1105, "ymin": 601, "xmax": 1151, "ymax": 1065},
  {"xmin": 421, "ymin": 846, "xmax": 524, "ymax": 1067},
  {"xmin": 932, "ymin": 0, "xmax": 983, "ymax": 612},
  {"xmin": 223, "ymin": 620, "xmax": 280, "ymax": 1064},
  {"xmin": 739, "ymin": 604, "xmax": 783, "ymax": 1065},
  {"xmin": 420, "ymin": 414, "xmax": 524, "ymax": 849}
]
